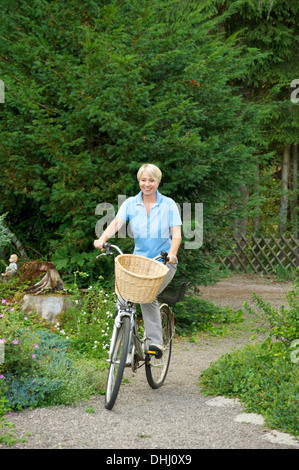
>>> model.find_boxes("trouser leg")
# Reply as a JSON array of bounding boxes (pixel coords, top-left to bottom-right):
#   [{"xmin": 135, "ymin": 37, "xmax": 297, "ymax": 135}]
[{"xmin": 140, "ymin": 264, "xmax": 177, "ymax": 346}]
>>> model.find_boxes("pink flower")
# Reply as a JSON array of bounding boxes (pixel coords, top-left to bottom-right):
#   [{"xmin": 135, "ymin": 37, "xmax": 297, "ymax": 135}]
[
  {"xmin": 1, "ymin": 299, "xmax": 6, "ymax": 304},
  {"xmin": 0, "ymin": 314, "xmax": 3, "ymax": 318},
  {"xmin": 0, "ymin": 339, "xmax": 5, "ymax": 343},
  {"xmin": 0, "ymin": 375, "xmax": 4, "ymax": 379},
  {"xmin": 12, "ymin": 339, "xmax": 19, "ymax": 345},
  {"xmin": 31, "ymin": 354, "xmax": 36, "ymax": 359},
  {"xmin": 34, "ymin": 344, "xmax": 39, "ymax": 349},
  {"xmin": 24, "ymin": 317, "xmax": 28, "ymax": 320},
  {"xmin": 10, "ymin": 308, "xmax": 15, "ymax": 312}
]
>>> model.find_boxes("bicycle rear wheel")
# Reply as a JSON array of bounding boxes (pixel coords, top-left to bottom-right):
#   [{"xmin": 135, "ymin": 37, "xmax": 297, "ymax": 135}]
[
  {"xmin": 145, "ymin": 304, "xmax": 173, "ymax": 389},
  {"xmin": 105, "ymin": 315, "xmax": 130, "ymax": 410}
]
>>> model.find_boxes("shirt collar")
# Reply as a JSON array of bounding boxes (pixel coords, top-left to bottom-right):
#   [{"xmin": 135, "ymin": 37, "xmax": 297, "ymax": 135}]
[{"xmin": 137, "ymin": 190, "xmax": 162, "ymax": 206}]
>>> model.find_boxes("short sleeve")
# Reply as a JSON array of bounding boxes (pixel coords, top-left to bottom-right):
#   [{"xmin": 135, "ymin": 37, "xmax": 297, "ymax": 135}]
[
  {"xmin": 116, "ymin": 199, "xmax": 128, "ymax": 222},
  {"xmin": 169, "ymin": 201, "xmax": 182, "ymax": 227}
]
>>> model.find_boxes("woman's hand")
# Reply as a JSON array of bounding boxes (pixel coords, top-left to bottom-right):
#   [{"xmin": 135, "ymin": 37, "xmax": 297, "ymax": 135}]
[
  {"xmin": 94, "ymin": 238, "xmax": 106, "ymax": 250},
  {"xmin": 167, "ymin": 253, "xmax": 178, "ymax": 264}
]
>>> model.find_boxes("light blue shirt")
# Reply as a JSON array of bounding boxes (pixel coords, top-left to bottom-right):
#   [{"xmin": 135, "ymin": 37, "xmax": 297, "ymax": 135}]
[{"xmin": 116, "ymin": 190, "xmax": 182, "ymax": 259}]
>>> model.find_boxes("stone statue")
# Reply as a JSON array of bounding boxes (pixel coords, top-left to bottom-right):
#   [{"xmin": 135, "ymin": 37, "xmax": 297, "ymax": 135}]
[{"xmin": 1, "ymin": 254, "xmax": 18, "ymax": 278}]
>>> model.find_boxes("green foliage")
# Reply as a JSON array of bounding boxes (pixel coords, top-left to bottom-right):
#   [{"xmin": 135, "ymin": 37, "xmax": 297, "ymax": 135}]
[
  {"xmin": 0, "ymin": 213, "xmax": 13, "ymax": 251},
  {"xmin": 0, "ymin": 277, "xmax": 113, "ymax": 411},
  {"xmin": 244, "ymin": 282, "xmax": 299, "ymax": 352},
  {"xmin": 0, "ymin": 0, "xmax": 265, "ymax": 284},
  {"xmin": 200, "ymin": 343, "xmax": 299, "ymax": 437},
  {"xmin": 174, "ymin": 297, "xmax": 243, "ymax": 335},
  {"xmin": 3, "ymin": 373, "xmax": 63, "ymax": 409},
  {"xmin": 200, "ymin": 283, "xmax": 299, "ymax": 437},
  {"xmin": 0, "ymin": 300, "xmax": 41, "ymax": 376},
  {"xmin": 218, "ymin": 0, "xmax": 299, "ymax": 236},
  {"xmin": 55, "ymin": 277, "xmax": 115, "ymax": 358}
]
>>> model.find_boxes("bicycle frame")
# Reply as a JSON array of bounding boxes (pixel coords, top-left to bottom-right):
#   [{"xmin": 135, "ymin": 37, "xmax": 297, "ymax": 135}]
[
  {"xmin": 97, "ymin": 243, "xmax": 168, "ymax": 368},
  {"xmin": 108, "ymin": 302, "xmax": 145, "ymax": 369}
]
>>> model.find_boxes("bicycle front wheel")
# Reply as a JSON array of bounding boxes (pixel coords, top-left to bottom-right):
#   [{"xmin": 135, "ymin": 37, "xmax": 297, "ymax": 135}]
[
  {"xmin": 145, "ymin": 304, "xmax": 173, "ymax": 389},
  {"xmin": 105, "ymin": 316, "xmax": 130, "ymax": 410}
]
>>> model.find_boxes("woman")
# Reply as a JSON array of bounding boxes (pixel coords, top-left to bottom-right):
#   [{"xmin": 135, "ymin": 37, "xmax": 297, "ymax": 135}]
[{"xmin": 94, "ymin": 163, "xmax": 182, "ymax": 358}]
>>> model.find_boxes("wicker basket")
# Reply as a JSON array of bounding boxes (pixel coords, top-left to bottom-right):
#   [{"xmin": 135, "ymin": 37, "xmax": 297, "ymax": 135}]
[{"xmin": 114, "ymin": 254, "xmax": 169, "ymax": 304}]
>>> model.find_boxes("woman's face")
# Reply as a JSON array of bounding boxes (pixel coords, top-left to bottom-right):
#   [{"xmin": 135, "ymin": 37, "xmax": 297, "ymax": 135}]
[{"xmin": 139, "ymin": 171, "xmax": 159, "ymax": 197}]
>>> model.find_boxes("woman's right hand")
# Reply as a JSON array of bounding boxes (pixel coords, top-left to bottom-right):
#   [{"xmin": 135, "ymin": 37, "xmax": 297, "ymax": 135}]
[{"xmin": 94, "ymin": 238, "xmax": 106, "ymax": 250}]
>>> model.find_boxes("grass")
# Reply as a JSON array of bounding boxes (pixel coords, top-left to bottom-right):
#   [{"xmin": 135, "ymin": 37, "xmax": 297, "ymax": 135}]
[{"xmin": 199, "ymin": 282, "xmax": 299, "ymax": 438}]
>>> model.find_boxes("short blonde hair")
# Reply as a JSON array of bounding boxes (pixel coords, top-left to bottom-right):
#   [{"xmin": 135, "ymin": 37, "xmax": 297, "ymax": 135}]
[{"xmin": 137, "ymin": 164, "xmax": 162, "ymax": 182}]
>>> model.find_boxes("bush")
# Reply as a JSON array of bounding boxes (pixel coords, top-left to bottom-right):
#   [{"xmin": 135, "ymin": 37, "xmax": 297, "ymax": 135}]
[
  {"xmin": 174, "ymin": 297, "xmax": 243, "ymax": 335},
  {"xmin": 0, "ymin": 278, "xmax": 112, "ymax": 410},
  {"xmin": 1, "ymin": 327, "xmax": 107, "ymax": 410},
  {"xmin": 0, "ymin": 299, "xmax": 41, "ymax": 376},
  {"xmin": 54, "ymin": 278, "xmax": 115, "ymax": 359},
  {"xmin": 200, "ymin": 343, "xmax": 299, "ymax": 437},
  {"xmin": 200, "ymin": 283, "xmax": 299, "ymax": 437}
]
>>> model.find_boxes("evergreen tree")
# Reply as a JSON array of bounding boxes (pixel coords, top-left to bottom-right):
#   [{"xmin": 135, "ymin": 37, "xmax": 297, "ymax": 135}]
[
  {"xmin": 218, "ymin": 0, "xmax": 299, "ymax": 235},
  {"xmin": 0, "ymin": 0, "xmax": 263, "ymax": 282}
]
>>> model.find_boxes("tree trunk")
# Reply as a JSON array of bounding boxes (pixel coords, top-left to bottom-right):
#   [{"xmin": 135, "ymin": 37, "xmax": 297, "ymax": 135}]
[
  {"xmin": 291, "ymin": 143, "xmax": 298, "ymax": 237},
  {"xmin": 25, "ymin": 263, "xmax": 64, "ymax": 295},
  {"xmin": 279, "ymin": 143, "xmax": 290, "ymax": 235},
  {"xmin": 253, "ymin": 163, "xmax": 260, "ymax": 236},
  {"xmin": 2, "ymin": 224, "xmax": 28, "ymax": 259}
]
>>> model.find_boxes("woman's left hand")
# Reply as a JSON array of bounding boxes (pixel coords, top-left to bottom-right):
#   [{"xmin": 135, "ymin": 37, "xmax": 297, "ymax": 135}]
[{"xmin": 167, "ymin": 254, "xmax": 178, "ymax": 264}]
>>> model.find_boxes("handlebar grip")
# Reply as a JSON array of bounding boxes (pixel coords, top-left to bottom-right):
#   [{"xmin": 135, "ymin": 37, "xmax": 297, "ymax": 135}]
[{"xmin": 160, "ymin": 251, "xmax": 169, "ymax": 264}]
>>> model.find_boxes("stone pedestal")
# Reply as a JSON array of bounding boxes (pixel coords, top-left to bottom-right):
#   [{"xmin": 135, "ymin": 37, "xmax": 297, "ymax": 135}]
[{"xmin": 22, "ymin": 294, "xmax": 73, "ymax": 323}]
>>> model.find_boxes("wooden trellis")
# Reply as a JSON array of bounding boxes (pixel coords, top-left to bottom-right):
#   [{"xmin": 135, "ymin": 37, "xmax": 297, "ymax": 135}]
[{"xmin": 216, "ymin": 233, "xmax": 299, "ymax": 275}]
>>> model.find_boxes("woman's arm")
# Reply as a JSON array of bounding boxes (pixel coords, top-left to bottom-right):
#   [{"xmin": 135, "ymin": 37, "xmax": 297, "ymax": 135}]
[
  {"xmin": 167, "ymin": 225, "xmax": 182, "ymax": 264},
  {"xmin": 94, "ymin": 217, "xmax": 125, "ymax": 250}
]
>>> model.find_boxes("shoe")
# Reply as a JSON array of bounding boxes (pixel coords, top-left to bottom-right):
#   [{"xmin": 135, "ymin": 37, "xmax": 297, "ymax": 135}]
[{"xmin": 147, "ymin": 344, "xmax": 163, "ymax": 359}]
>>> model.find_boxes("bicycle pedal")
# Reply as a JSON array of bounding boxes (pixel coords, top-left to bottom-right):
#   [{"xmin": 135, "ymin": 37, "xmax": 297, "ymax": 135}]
[{"xmin": 147, "ymin": 350, "xmax": 163, "ymax": 359}]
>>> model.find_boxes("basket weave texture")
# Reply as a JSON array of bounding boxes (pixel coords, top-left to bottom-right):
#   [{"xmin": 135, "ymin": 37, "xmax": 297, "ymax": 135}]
[{"xmin": 114, "ymin": 254, "xmax": 169, "ymax": 303}]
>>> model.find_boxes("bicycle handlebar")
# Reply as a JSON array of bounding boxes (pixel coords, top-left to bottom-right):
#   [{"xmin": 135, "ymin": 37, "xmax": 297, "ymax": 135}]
[{"xmin": 96, "ymin": 243, "xmax": 169, "ymax": 264}]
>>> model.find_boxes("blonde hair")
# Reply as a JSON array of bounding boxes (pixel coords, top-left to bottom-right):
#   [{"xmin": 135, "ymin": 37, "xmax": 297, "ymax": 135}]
[{"xmin": 137, "ymin": 164, "xmax": 162, "ymax": 182}]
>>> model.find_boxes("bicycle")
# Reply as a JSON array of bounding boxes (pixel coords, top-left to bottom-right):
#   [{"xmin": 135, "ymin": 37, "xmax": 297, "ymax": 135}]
[{"xmin": 96, "ymin": 243, "xmax": 174, "ymax": 410}]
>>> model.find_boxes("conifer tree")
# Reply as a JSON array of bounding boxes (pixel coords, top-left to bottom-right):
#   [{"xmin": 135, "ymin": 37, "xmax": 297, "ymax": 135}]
[{"xmin": 0, "ymin": 0, "xmax": 264, "ymax": 282}]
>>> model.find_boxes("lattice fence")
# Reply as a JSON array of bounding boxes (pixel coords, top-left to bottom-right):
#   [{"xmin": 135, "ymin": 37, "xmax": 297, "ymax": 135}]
[{"xmin": 216, "ymin": 234, "xmax": 299, "ymax": 275}]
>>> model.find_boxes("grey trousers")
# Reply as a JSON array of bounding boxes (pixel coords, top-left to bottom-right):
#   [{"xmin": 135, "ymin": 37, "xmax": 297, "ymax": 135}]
[{"xmin": 140, "ymin": 263, "xmax": 177, "ymax": 346}]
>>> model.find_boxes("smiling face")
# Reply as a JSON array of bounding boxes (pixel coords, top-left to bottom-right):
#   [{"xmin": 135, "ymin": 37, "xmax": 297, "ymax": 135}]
[{"xmin": 139, "ymin": 171, "xmax": 159, "ymax": 199}]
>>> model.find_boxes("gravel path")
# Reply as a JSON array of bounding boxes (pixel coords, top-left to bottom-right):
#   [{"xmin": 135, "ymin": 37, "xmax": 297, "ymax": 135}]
[{"xmin": 1, "ymin": 274, "xmax": 298, "ymax": 450}]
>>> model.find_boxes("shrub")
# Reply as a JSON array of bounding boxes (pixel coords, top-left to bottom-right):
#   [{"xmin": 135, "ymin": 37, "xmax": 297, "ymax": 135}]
[
  {"xmin": 54, "ymin": 278, "xmax": 115, "ymax": 360},
  {"xmin": 200, "ymin": 283, "xmax": 299, "ymax": 437},
  {"xmin": 200, "ymin": 343, "xmax": 299, "ymax": 437},
  {"xmin": 174, "ymin": 297, "xmax": 243, "ymax": 335},
  {"xmin": 0, "ymin": 299, "xmax": 41, "ymax": 376}
]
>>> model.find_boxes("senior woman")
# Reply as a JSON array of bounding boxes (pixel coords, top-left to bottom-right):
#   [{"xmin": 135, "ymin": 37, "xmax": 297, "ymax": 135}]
[{"xmin": 94, "ymin": 163, "xmax": 182, "ymax": 358}]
